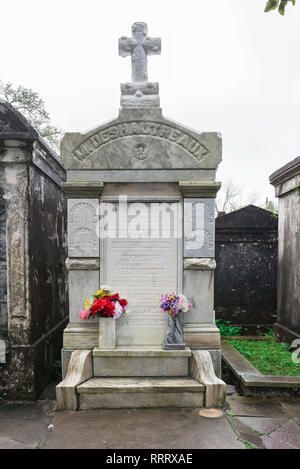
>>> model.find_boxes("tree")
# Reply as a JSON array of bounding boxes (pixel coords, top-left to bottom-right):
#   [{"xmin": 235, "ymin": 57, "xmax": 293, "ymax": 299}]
[
  {"xmin": 265, "ymin": 0, "xmax": 296, "ymax": 15},
  {"xmin": 216, "ymin": 180, "xmax": 278, "ymax": 216},
  {"xmin": 216, "ymin": 181, "xmax": 266, "ymax": 214},
  {"xmin": 246, "ymin": 190, "xmax": 261, "ymax": 206},
  {"xmin": 0, "ymin": 81, "xmax": 62, "ymax": 151},
  {"xmin": 264, "ymin": 197, "xmax": 278, "ymax": 214},
  {"xmin": 216, "ymin": 180, "xmax": 244, "ymax": 214}
]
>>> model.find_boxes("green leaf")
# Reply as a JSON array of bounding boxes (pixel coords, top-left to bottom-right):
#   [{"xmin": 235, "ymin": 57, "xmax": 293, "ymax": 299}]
[
  {"xmin": 292, "ymin": 0, "xmax": 296, "ymax": 5},
  {"xmin": 279, "ymin": 0, "xmax": 288, "ymax": 15},
  {"xmin": 264, "ymin": 0, "xmax": 279, "ymax": 12}
]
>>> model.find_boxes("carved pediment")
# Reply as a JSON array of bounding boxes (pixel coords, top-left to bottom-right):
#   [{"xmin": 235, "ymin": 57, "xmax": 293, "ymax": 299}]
[
  {"xmin": 61, "ymin": 109, "xmax": 222, "ymax": 172},
  {"xmin": 72, "ymin": 121, "xmax": 209, "ymax": 163}
]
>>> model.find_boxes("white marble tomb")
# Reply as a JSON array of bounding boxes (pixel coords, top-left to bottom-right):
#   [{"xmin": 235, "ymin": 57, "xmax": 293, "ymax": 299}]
[{"xmin": 60, "ymin": 21, "xmax": 222, "ymax": 377}]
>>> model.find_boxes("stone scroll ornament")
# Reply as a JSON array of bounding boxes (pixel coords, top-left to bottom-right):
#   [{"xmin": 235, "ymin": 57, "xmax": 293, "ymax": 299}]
[{"xmin": 159, "ymin": 294, "xmax": 191, "ymax": 350}]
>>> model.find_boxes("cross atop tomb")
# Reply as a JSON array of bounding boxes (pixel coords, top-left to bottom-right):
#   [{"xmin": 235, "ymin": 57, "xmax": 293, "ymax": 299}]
[{"xmin": 119, "ymin": 22, "xmax": 161, "ymax": 83}]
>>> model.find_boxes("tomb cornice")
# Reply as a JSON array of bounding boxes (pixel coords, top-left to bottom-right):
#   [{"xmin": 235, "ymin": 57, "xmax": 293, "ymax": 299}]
[
  {"xmin": 270, "ymin": 156, "xmax": 300, "ymax": 197},
  {"xmin": 66, "ymin": 258, "xmax": 100, "ymax": 270},
  {"xmin": 179, "ymin": 181, "xmax": 221, "ymax": 198},
  {"xmin": 62, "ymin": 181, "xmax": 104, "ymax": 198},
  {"xmin": 183, "ymin": 258, "xmax": 216, "ymax": 270}
]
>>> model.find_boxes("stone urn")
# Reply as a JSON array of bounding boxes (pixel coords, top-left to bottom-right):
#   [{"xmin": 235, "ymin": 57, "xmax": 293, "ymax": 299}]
[
  {"xmin": 163, "ymin": 313, "xmax": 185, "ymax": 350},
  {"xmin": 99, "ymin": 317, "xmax": 116, "ymax": 349}
]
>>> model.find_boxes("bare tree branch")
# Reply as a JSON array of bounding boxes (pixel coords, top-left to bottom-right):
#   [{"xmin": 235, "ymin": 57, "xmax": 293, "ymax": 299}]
[{"xmin": 216, "ymin": 180, "xmax": 277, "ymax": 216}]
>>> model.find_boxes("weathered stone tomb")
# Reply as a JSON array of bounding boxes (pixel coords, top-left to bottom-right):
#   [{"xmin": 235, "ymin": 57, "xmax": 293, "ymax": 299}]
[
  {"xmin": 270, "ymin": 156, "xmax": 300, "ymax": 344},
  {"xmin": 215, "ymin": 205, "xmax": 278, "ymax": 333},
  {"xmin": 0, "ymin": 100, "xmax": 68, "ymax": 399}
]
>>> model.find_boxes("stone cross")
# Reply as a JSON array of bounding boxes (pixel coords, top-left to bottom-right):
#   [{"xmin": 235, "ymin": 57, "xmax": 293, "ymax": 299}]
[{"xmin": 119, "ymin": 22, "xmax": 161, "ymax": 82}]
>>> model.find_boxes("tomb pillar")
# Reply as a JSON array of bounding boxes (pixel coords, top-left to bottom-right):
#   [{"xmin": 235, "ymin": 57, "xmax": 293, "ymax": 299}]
[
  {"xmin": 179, "ymin": 181, "xmax": 222, "ymax": 375},
  {"xmin": 61, "ymin": 182, "xmax": 103, "ymax": 375}
]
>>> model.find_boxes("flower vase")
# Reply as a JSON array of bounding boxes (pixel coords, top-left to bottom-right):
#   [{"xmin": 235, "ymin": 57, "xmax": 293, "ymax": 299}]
[
  {"xmin": 163, "ymin": 313, "xmax": 185, "ymax": 350},
  {"xmin": 99, "ymin": 317, "xmax": 116, "ymax": 349}
]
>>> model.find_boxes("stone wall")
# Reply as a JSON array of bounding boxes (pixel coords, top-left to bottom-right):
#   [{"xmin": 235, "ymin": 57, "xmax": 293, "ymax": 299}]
[
  {"xmin": 0, "ymin": 100, "xmax": 68, "ymax": 399},
  {"xmin": 270, "ymin": 156, "xmax": 300, "ymax": 344},
  {"xmin": 214, "ymin": 205, "xmax": 278, "ymax": 333}
]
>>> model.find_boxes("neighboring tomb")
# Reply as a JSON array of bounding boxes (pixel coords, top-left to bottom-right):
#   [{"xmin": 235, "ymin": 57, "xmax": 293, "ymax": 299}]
[
  {"xmin": 270, "ymin": 156, "xmax": 300, "ymax": 344},
  {"xmin": 215, "ymin": 205, "xmax": 278, "ymax": 334},
  {"xmin": 0, "ymin": 100, "xmax": 68, "ymax": 399}
]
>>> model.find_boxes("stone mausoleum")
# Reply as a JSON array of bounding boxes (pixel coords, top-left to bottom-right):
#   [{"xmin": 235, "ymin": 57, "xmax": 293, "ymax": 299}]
[
  {"xmin": 57, "ymin": 22, "xmax": 225, "ymax": 410},
  {"xmin": 270, "ymin": 156, "xmax": 300, "ymax": 344},
  {"xmin": 0, "ymin": 100, "xmax": 68, "ymax": 399},
  {"xmin": 215, "ymin": 205, "xmax": 278, "ymax": 333}
]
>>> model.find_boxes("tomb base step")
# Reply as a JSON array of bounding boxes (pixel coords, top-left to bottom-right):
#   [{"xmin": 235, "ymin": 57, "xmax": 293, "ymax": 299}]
[
  {"xmin": 93, "ymin": 346, "xmax": 191, "ymax": 377},
  {"xmin": 77, "ymin": 377, "xmax": 205, "ymax": 409}
]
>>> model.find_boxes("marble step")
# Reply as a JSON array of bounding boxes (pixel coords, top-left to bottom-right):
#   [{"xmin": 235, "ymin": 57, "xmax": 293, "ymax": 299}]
[
  {"xmin": 93, "ymin": 347, "xmax": 191, "ymax": 377},
  {"xmin": 77, "ymin": 377, "xmax": 205, "ymax": 409}
]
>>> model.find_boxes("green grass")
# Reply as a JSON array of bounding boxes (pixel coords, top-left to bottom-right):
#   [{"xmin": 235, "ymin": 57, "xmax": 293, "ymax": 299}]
[
  {"xmin": 228, "ymin": 339, "xmax": 300, "ymax": 376},
  {"xmin": 215, "ymin": 319, "xmax": 242, "ymax": 337}
]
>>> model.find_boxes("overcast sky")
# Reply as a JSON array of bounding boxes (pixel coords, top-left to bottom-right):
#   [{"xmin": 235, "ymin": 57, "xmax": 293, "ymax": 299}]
[{"xmin": 2, "ymin": 0, "xmax": 300, "ymax": 203}]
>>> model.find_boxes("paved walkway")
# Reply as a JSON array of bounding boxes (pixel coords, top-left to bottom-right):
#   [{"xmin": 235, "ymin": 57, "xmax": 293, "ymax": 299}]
[
  {"xmin": 226, "ymin": 393, "xmax": 300, "ymax": 449},
  {"xmin": 0, "ymin": 386, "xmax": 299, "ymax": 449}
]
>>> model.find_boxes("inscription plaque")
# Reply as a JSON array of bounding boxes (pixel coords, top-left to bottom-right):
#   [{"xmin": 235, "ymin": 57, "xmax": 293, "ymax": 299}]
[{"xmin": 101, "ymin": 201, "xmax": 181, "ymax": 345}]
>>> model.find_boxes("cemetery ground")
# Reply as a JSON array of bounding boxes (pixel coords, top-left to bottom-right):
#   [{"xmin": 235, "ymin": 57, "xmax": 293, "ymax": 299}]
[
  {"xmin": 0, "ymin": 386, "xmax": 300, "ymax": 449},
  {"xmin": 227, "ymin": 339, "xmax": 300, "ymax": 376},
  {"xmin": 221, "ymin": 329, "xmax": 300, "ymax": 397},
  {"xmin": 1, "ymin": 327, "xmax": 300, "ymax": 450}
]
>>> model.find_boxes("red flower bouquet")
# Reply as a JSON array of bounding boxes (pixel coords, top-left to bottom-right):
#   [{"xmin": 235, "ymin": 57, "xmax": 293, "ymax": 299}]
[{"xmin": 79, "ymin": 285, "xmax": 127, "ymax": 320}]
